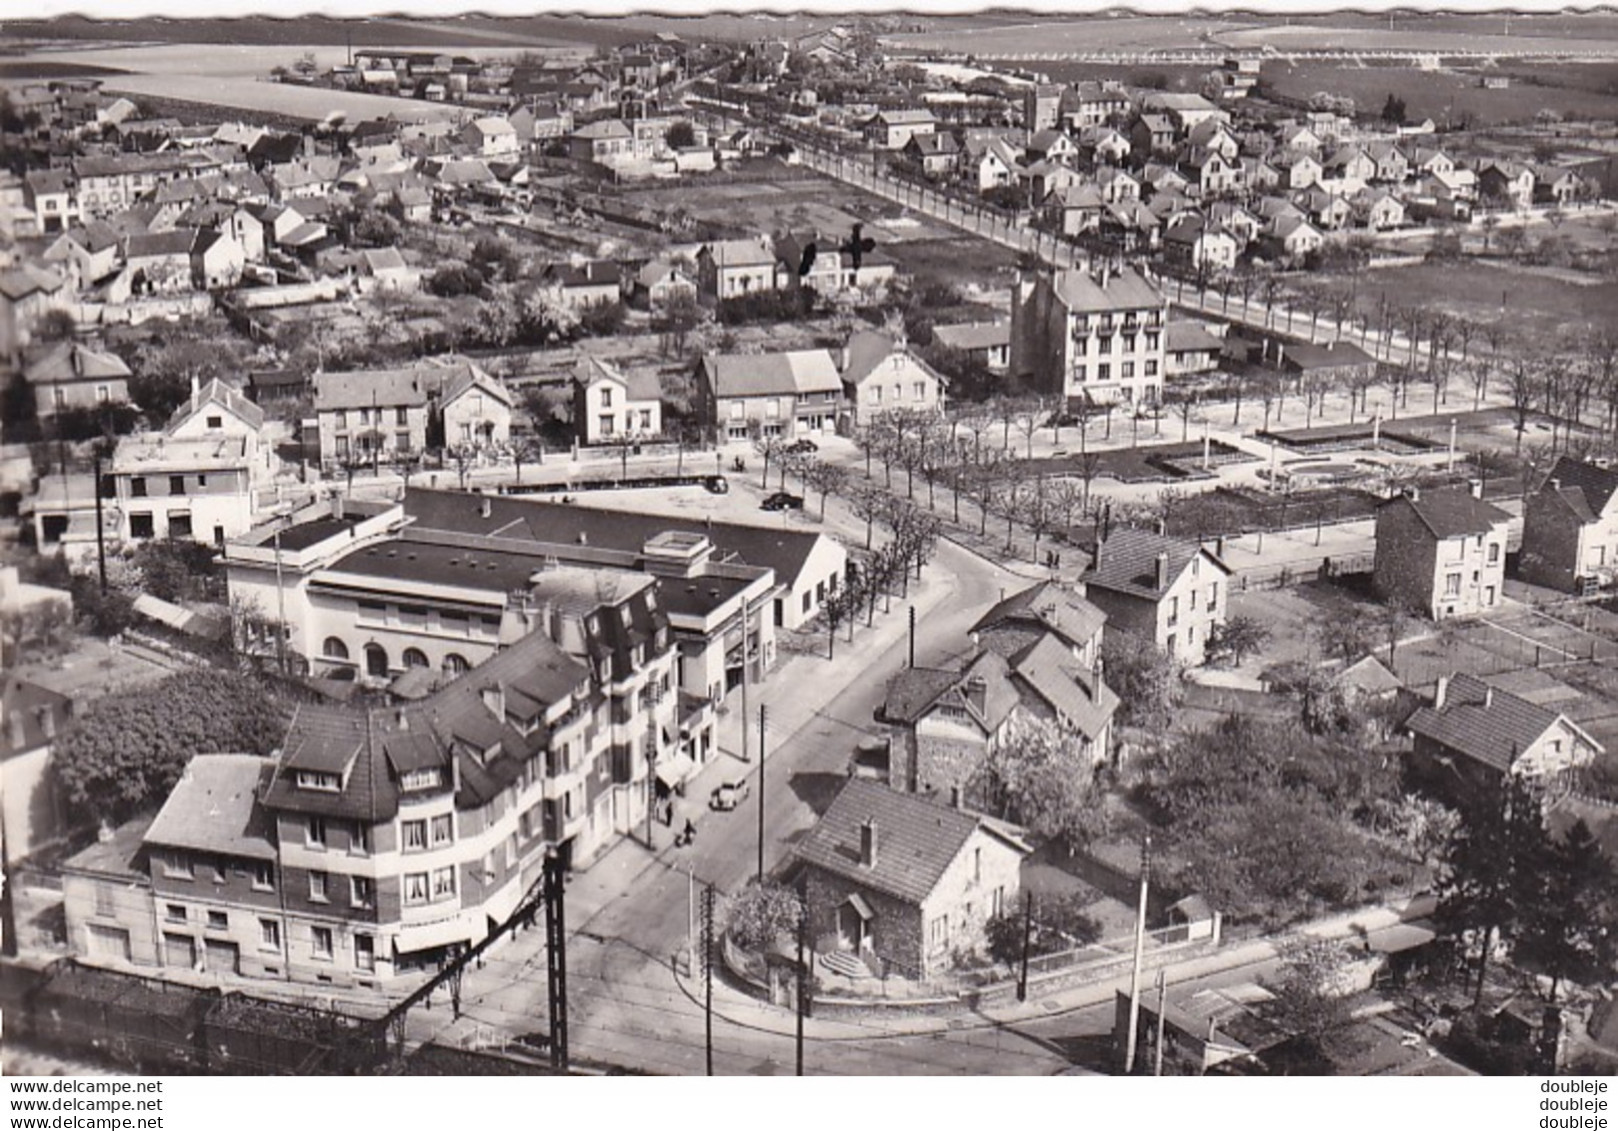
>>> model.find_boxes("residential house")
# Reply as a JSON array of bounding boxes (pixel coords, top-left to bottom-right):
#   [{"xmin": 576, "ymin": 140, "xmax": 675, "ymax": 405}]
[
  {"xmin": 537, "ymin": 260, "xmax": 622, "ymax": 312},
  {"xmin": 572, "ymin": 355, "xmax": 662, "ymax": 446},
  {"xmin": 795, "ymin": 778, "xmax": 1030, "ymax": 980},
  {"xmin": 1409, "ymin": 146, "xmax": 1455, "ymax": 178},
  {"xmin": 117, "ymin": 228, "xmax": 198, "ymax": 297},
  {"xmin": 1532, "ymin": 165, "xmax": 1583, "ymax": 207},
  {"xmin": 461, "ymin": 117, "xmax": 519, "ymax": 159},
  {"xmin": 1322, "ymin": 146, "xmax": 1377, "ymax": 187},
  {"xmin": 773, "ymin": 231, "xmax": 898, "ymax": 298},
  {"xmin": 439, "ymin": 362, "xmax": 513, "ymax": 451},
  {"xmin": 164, "ymin": 376, "xmax": 268, "ymax": 475},
  {"xmin": 1020, "ymin": 160, "xmax": 1082, "ymax": 205},
  {"xmin": 1296, "ymin": 185, "xmax": 1353, "ymax": 231},
  {"xmin": 931, "ymin": 322, "xmax": 1010, "ymax": 372},
  {"xmin": 1355, "ymin": 188, "xmax": 1406, "ymax": 231},
  {"xmin": 1277, "ymin": 152, "xmax": 1323, "ymax": 191},
  {"xmin": 1163, "ymin": 216, "xmax": 1240, "ymax": 272},
  {"xmin": 839, "ymin": 330, "xmax": 948, "ymax": 427},
  {"xmin": 109, "ymin": 434, "xmax": 255, "ymax": 545},
  {"xmin": 1099, "ymin": 201, "xmax": 1163, "ymax": 252},
  {"xmin": 1140, "ymin": 161, "xmax": 1191, "ymax": 198},
  {"xmin": 1095, "ymin": 166, "xmax": 1141, "ymax": 206},
  {"xmin": 1278, "ymin": 340, "xmax": 1377, "ymax": 389},
  {"xmin": 1047, "ymin": 182, "xmax": 1106, "ymax": 237},
  {"xmin": 1023, "ymin": 85, "xmax": 1063, "ymax": 133},
  {"xmin": 1278, "ymin": 124, "xmax": 1324, "ymax": 157},
  {"xmin": 267, "ymin": 157, "xmax": 343, "ymax": 201},
  {"xmin": 313, "ymin": 367, "xmax": 432, "ymax": 466},
  {"xmin": 1478, "ymin": 161, "xmax": 1535, "ymax": 209},
  {"xmin": 1365, "ymin": 140, "xmax": 1410, "ymax": 183},
  {"xmin": 1129, "ymin": 113, "xmax": 1178, "ymax": 157},
  {"xmin": 190, "ymin": 229, "xmax": 246, "ymax": 290},
  {"xmin": 2, "ymin": 675, "xmax": 76, "ymax": 861},
  {"xmin": 1264, "ymin": 214, "xmax": 1326, "ymax": 262},
  {"xmin": 1186, "ymin": 119, "xmax": 1241, "ymax": 162},
  {"xmin": 1141, "ymin": 92, "xmax": 1228, "ymax": 133},
  {"xmin": 1165, "ymin": 321, "xmax": 1226, "ymax": 376},
  {"xmin": 902, "ymin": 132, "xmax": 960, "ymax": 178},
  {"xmin": 696, "ymin": 348, "xmax": 844, "ymax": 441},
  {"xmin": 44, "ymin": 221, "xmax": 124, "ymax": 292},
  {"xmin": 0, "ymin": 265, "xmax": 71, "ymax": 361},
  {"xmin": 73, "ymin": 152, "xmax": 200, "ymax": 219},
  {"xmin": 633, "ymin": 256, "xmax": 698, "ymax": 311},
  {"xmin": 975, "ymin": 139, "xmax": 1022, "ymax": 193},
  {"xmin": 1520, "ymin": 456, "xmax": 1618, "ymax": 594},
  {"xmin": 697, "ymin": 238, "xmax": 779, "ymax": 300},
  {"xmin": 567, "ymin": 118, "xmax": 634, "ymax": 164},
  {"xmin": 1406, "ymin": 673, "xmax": 1602, "ymax": 804},
  {"xmin": 1025, "ymin": 129, "xmax": 1078, "ymax": 167},
  {"xmin": 863, "ymin": 109, "xmax": 937, "ymax": 150},
  {"xmin": 1060, "ymin": 81, "xmax": 1130, "ymax": 131},
  {"xmin": 1207, "ymin": 201, "xmax": 1263, "ymax": 245},
  {"xmin": 1080, "ymin": 125, "xmax": 1131, "ymax": 166},
  {"xmin": 1009, "ymin": 265, "xmax": 1169, "ymax": 409},
  {"xmin": 1373, "ymin": 483, "xmax": 1509, "ymax": 621},
  {"xmin": 1082, "ymin": 527, "xmax": 1231, "ymax": 665},
  {"xmin": 969, "ymin": 579, "xmax": 1108, "ymax": 671},
  {"xmin": 26, "ymin": 341, "xmax": 132, "ymax": 420},
  {"xmin": 358, "ymin": 247, "xmax": 418, "ymax": 294},
  {"xmin": 25, "ymin": 170, "xmax": 76, "ymax": 234},
  {"xmin": 1242, "ymin": 157, "xmax": 1283, "ymax": 194}
]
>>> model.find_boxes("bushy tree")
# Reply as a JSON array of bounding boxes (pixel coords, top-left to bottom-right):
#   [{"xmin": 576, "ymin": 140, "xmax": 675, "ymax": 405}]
[
  {"xmin": 1205, "ymin": 614, "xmax": 1271, "ymax": 668},
  {"xmin": 52, "ymin": 670, "xmax": 296, "ymax": 826},
  {"xmin": 427, "ymin": 263, "xmax": 487, "ymax": 298},
  {"xmin": 1101, "ymin": 633, "xmax": 1183, "ymax": 730},
  {"xmin": 722, "ymin": 879, "xmax": 802, "ymax": 951},
  {"xmin": 980, "ymin": 721, "xmax": 1109, "ymax": 850},
  {"xmin": 984, "ymin": 890, "xmax": 1101, "ymax": 966}
]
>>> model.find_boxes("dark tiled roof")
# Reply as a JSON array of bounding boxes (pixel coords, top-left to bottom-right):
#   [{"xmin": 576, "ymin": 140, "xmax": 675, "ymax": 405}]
[
  {"xmin": 1282, "ymin": 341, "xmax": 1377, "ymax": 371},
  {"xmin": 1381, "ymin": 486, "xmax": 1510, "ymax": 541},
  {"xmin": 969, "ymin": 580, "xmax": 1107, "ymax": 651},
  {"xmin": 795, "ymin": 778, "xmax": 995, "ymax": 906},
  {"xmin": 879, "ymin": 667, "xmax": 961, "ymax": 726},
  {"xmin": 1406, "ymin": 672, "xmax": 1562, "ymax": 773},
  {"xmin": 26, "ymin": 342, "xmax": 131, "ymax": 386},
  {"xmin": 1541, "ymin": 456, "xmax": 1618, "ymax": 521},
  {"xmin": 878, "ymin": 651, "xmax": 1020, "ymax": 733},
  {"xmin": 1007, "ymin": 634, "xmax": 1119, "ymax": 742},
  {"xmin": 1085, "ymin": 527, "xmax": 1226, "ymax": 600}
]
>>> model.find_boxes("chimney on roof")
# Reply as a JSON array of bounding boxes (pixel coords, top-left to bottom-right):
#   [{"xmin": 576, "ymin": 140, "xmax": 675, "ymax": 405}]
[
  {"xmin": 395, "ymin": 709, "xmax": 408, "ymax": 731},
  {"xmin": 1550, "ymin": 477, "xmax": 1561, "ymax": 492},
  {"xmin": 1469, "ymin": 478, "xmax": 1483, "ymax": 500},
  {"xmin": 479, "ymin": 495, "xmax": 492, "ymax": 520},
  {"xmin": 860, "ymin": 818, "xmax": 878, "ymax": 868},
  {"xmin": 577, "ymin": 531, "xmax": 588, "ymax": 546},
  {"xmin": 35, "ymin": 705, "xmax": 55, "ymax": 740},
  {"xmin": 1405, "ymin": 486, "xmax": 1420, "ymax": 503},
  {"xmin": 1484, "ymin": 686, "xmax": 1494, "ymax": 709},
  {"xmin": 1155, "ymin": 551, "xmax": 1169, "ymax": 590},
  {"xmin": 1155, "ymin": 517, "xmax": 1167, "ymax": 537},
  {"xmin": 190, "ymin": 373, "xmax": 200, "ymax": 403},
  {"xmin": 1434, "ymin": 675, "xmax": 1449, "ymax": 710},
  {"xmin": 331, "ymin": 492, "xmax": 345, "ymax": 520},
  {"xmin": 950, "ymin": 783, "xmax": 963, "ymax": 809}
]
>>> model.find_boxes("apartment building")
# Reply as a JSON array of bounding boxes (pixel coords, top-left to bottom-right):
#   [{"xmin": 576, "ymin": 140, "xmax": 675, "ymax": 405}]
[
  {"xmin": 1373, "ymin": 484, "xmax": 1509, "ymax": 621},
  {"xmin": 1009, "ymin": 265, "xmax": 1169, "ymax": 409}
]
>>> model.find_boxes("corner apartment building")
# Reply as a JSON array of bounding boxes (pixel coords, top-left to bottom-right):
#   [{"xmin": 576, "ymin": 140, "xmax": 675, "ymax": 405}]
[
  {"xmin": 62, "ymin": 620, "xmax": 675, "ymax": 986},
  {"xmin": 1009, "ymin": 265, "xmax": 1169, "ymax": 410},
  {"xmin": 696, "ymin": 348, "xmax": 844, "ymax": 441},
  {"xmin": 109, "ymin": 435, "xmax": 255, "ymax": 546},
  {"xmin": 1082, "ymin": 528, "xmax": 1230, "ymax": 666},
  {"xmin": 1520, "ymin": 456, "xmax": 1618, "ymax": 596}
]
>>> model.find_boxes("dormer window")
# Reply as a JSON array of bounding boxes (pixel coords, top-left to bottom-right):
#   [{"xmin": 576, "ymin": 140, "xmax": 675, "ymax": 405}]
[
  {"xmin": 400, "ymin": 768, "xmax": 441, "ymax": 792},
  {"xmin": 296, "ymin": 770, "xmax": 341, "ymax": 792}
]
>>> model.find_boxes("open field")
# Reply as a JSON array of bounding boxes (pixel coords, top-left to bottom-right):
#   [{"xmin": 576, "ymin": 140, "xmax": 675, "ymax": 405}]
[
  {"xmin": 980, "ymin": 59, "xmax": 1208, "ymax": 89},
  {"xmin": 883, "ymin": 16, "xmax": 1247, "ymax": 55},
  {"xmin": 1310, "ymin": 261, "xmax": 1618, "ymax": 351},
  {"xmin": 1224, "ymin": 24, "xmax": 1618, "ymax": 56},
  {"xmin": 1262, "ymin": 60, "xmax": 1618, "ymax": 126}
]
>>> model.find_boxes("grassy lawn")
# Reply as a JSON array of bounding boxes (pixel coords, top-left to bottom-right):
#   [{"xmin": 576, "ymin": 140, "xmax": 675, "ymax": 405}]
[
  {"xmin": 1261, "ymin": 60, "xmax": 1618, "ymax": 125},
  {"xmin": 1311, "ymin": 261, "xmax": 1618, "ymax": 352}
]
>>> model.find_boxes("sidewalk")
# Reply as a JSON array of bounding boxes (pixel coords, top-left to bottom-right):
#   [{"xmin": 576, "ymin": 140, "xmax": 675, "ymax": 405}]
[{"xmin": 668, "ymin": 893, "xmax": 1438, "ymax": 1044}]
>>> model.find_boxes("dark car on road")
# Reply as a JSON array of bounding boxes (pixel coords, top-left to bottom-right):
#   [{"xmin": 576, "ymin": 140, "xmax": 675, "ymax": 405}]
[
  {"xmin": 761, "ymin": 491, "xmax": 805, "ymax": 512},
  {"xmin": 785, "ymin": 439, "xmax": 819, "ymax": 454}
]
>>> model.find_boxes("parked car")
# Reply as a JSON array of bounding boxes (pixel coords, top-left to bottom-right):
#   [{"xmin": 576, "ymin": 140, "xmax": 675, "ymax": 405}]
[
  {"xmin": 786, "ymin": 438, "xmax": 819, "ymax": 454},
  {"xmin": 705, "ymin": 475, "xmax": 730, "ymax": 494},
  {"xmin": 761, "ymin": 491, "xmax": 805, "ymax": 512},
  {"xmin": 710, "ymin": 780, "xmax": 750, "ymax": 811}
]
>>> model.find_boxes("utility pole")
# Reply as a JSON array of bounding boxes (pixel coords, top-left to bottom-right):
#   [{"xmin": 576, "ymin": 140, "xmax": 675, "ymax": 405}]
[
  {"xmin": 908, "ymin": 605, "xmax": 916, "ymax": 669},
  {"xmin": 1016, "ymin": 889, "xmax": 1033, "ymax": 1002},
  {"xmin": 756, "ymin": 704, "xmax": 767, "ymax": 883},
  {"xmin": 1122, "ymin": 834, "xmax": 1152, "ymax": 1075},
  {"xmin": 544, "ymin": 853, "xmax": 568, "ymax": 1075},
  {"xmin": 703, "ymin": 884, "xmax": 715, "ymax": 1077},
  {"xmin": 1153, "ymin": 968, "xmax": 1168, "ymax": 1077},
  {"xmin": 92, "ymin": 454, "xmax": 107, "ymax": 593},
  {"xmin": 739, "ymin": 592, "xmax": 751, "ymax": 761},
  {"xmin": 795, "ymin": 874, "xmax": 808, "ymax": 1076},
  {"xmin": 273, "ymin": 526, "xmax": 288, "ymax": 675},
  {"xmin": 0, "ymin": 810, "xmax": 16, "ymax": 959}
]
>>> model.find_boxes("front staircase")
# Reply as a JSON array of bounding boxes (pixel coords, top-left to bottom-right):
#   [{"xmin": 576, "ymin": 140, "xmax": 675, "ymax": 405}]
[{"xmin": 819, "ymin": 949, "xmax": 873, "ymax": 980}]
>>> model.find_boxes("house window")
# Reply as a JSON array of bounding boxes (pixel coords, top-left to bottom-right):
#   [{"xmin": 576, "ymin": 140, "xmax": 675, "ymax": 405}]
[
  {"xmin": 206, "ymin": 414, "xmax": 223, "ymax": 429},
  {"xmin": 973, "ymin": 847, "xmax": 982, "ymax": 882},
  {"xmin": 1146, "ymin": 360, "xmax": 1159, "ymax": 377},
  {"xmin": 600, "ymin": 387, "xmax": 613, "ymax": 407},
  {"xmin": 599, "ymin": 414, "xmax": 615, "ymax": 437},
  {"xmin": 928, "ymin": 915, "xmax": 950, "ymax": 948},
  {"xmin": 94, "ymin": 884, "xmax": 115, "ymax": 917},
  {"xmin": 296, "ymin": 770, "xmax": 340, "ymax": 792},
  {"xmin": 1487, "ymin": 543, "xmax": 1500, "ymax": 564},
  {"xmin": 307, "ymin": 817, "xmax": 327, "ymax": 849},
  {"xmin": 251, "ymin": 862, "xmax": 274, "ymax": 892},
  {"xmin": 312, "ymin": 926, "xmax": 334, "ymax": 961},
  {"xmin": 1444, "ymin": 573, "xmax": 1462, "ymax": 597},
  {"xmin": 260, "ymin": 919, "xmax": 281, "ymax": 950},
  {"xmin": 309, "ymin": 872, "xmax": 329, "ymax": 903},
  {"xmin": 402, "ymin": 819, "xmax": 427, "ymax": 851},
  {"xmin": 97, "ymin": 385, "xmax": 110, "ymax": 404},
  {"xmin": 349, "ymin": 822, "xmax": 370, "ymax": 855},
  {"xmin": 162, "ymin": 853, "xmax": 193, "ymax": 880},
  {"xmin": 871, "ymin": 386, "xmax": 883, "ymax": 404},
  {"xmin": 766, "ymin": 398, "xmax": 780, "ymax": 419},
  {"xmin": 396, "ymin": 407, "xmax": 408, "ymax": 426},
  {"xmin": 1098, "ymin": 364, "xmax": 1111, "ymax": 382},
  {"xmin": 430, "ymin": 813, "xmax": 453, "ymax": 846},
  {"xmin": 401, "ymin": 768, "xmax": 441, "ymax": 792},
  {"xmin": 351, "ymin": 876, "xmax": 374, "ymax": 909},
  {"xmin": 130, "ymin": 476, "xmax": 147, "ymax": 497},
  {"xmin": 403, "ymin": 873, "xmax": 429, "ymax": 905},
  {"xmin": 207, "ymin": 910, "xmax": 228, "ymax": 931},
  {"xmin": 355, "ymin": 934, "xmax": 376, "ymax": 972},
  {"xmin": 165, "ymin": 903, "xmax": 186, "ymax": 923},
  {"xmin": 1122, "ymin": 362, "xmax": 1135, "ymax": 379},
  {"xmin": 431, "ymin": 866, "xmax": 456, "ymax": 900}
]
